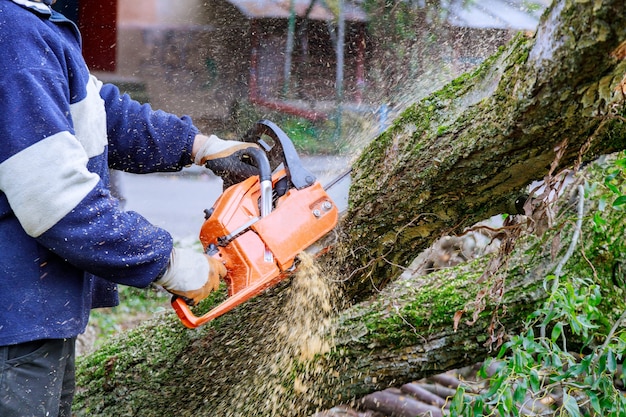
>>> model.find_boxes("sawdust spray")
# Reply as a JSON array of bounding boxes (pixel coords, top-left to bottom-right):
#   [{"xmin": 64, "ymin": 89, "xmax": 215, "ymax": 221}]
[
  {"xmin": 213, "ymin": 251, "xmax": 339, "ymax": 416},
  {"xmin": 266, "ymin": 252, "xmax": 336, "ymax": 413}
]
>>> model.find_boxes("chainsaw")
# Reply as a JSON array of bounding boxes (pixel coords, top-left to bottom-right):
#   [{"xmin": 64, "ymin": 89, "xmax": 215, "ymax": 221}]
[{"xmin": 172, "ymin": 120, "xmax": 341, "ymax": 328}]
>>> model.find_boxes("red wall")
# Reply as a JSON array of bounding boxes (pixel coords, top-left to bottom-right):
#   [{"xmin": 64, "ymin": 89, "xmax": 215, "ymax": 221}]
[{"xmin": 79, "ymin": 0, "xmax": 117, "ymax": 72}]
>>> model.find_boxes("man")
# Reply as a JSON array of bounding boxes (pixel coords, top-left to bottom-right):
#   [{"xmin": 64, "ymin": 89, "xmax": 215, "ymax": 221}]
[{"xmin": 0, "ymin": 1, "xmax": 255, "ymax": 415}]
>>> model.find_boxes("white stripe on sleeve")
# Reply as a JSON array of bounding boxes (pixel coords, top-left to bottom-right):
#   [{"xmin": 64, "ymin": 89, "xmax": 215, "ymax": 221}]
[
  {"xmin": 70, "ymin": 75, "xmax": 107, "ymax": 159},
  {"xmin": 0, "ymin": 131, "xmax": 100, "ymax": 237}
]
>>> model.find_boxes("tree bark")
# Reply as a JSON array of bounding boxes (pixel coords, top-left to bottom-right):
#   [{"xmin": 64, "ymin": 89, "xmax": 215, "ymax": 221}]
[
  {"xmin": 339, "ymin": 0, "xmax": 626, "ymax": 301},
  {"xmin": 75, "ymin": 1, "xmax": 626, "ymax": 416},
  {"xmin": 75, "ymin": 160, "xmax": 625, "ymax": 416}
]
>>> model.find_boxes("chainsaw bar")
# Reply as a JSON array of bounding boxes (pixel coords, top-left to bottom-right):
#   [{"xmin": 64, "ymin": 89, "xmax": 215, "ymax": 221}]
[{"xmin": 323, "ymin": 168, "xmax": 352, "ymax": 216}]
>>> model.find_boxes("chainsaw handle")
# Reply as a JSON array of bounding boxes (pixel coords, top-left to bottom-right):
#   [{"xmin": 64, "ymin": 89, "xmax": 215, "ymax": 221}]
[
  {"xmin": 203, "ymin": 149, "xmax": 258, "ymax": 187},
  {"xmin": 204, "ymin": 145, "xmax": 271, "ymax": 189},
  {"xmin": 171, "ymin": 296, "xmax": 206, "ymax": 329},
  {"xmin": 243, "ymin": 146, "xmax": 271, "ymax": 182}
]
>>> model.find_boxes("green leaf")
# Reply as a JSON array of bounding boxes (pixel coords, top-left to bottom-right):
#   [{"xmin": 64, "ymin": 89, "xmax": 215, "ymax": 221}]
[
  {"xmin": 543, "ymin": 274, "xmax": 557, "ymax": 291},
  {"xmin": 606, "ymin": 182, "xmax": 620, "ymax": 195},
  {"xmin": 503, "ymin": 390, "xmax": 514, "ymax": 415},
  {"xmin": 593, "ymin": 211, "xmax": 607, "ymax": 226},
  {"xmin": 551, "ymin": 322, "xmax": 563, "ymax": 342},
  {"xmin": 566, "ymin": 363, "xmax": 585, "ymax": 378},
  {"xmin": 513, "ymin": 380, "xmax": 527, "ymax": 403},
  {"xmin": 562, "ymin": 391, "xmax": 581, "ymax": 417},
  {"xmin": 529, "ymin": 369, "xmax": 541, "ymax": 392},
  {"xmin": 449, "ymin": 386, "xmax": 466, "ymax": 415},
  {"xmin": 605, "ymin": 170, "xmax": 619, "ymax": 182},
  {"xmin": 615, "ymin": 157, "xmax": 626, "ymax": 169},
  {"xmin": 497, "ymin": 403, "xmax": 507, "ymax": 417},
  {"xmin": 477, "ymin": 360, "xmax": 493, "ymax": 380},
  {"xmin": 541, "ymin": 309, "xmax": 558, "ymax": 328},
  {"xmin": 588, "ymin": 285, "xmax": 602, "ymax": 306},
  {"xmin": 597, "ymin": 351, "xmax": 607, "ymax": 374},
  {"xmin": 472, "ymin": 397, "xmax": 485, "ymax": 416},
  {"xmin": 484, "ymin": 372, "xmax": 506, "ymax": 397},
  {"xmin": 496, "ymin": 343, "xmax": 509, "ymax": 359},
  {"xmin": 607, "ymin": 349, "xmax": 617, "ymax": 373},
  {"xmin": 587, "ymin": 391, "xmax": 601, "ymax": 414},
  {"xmin": 613, "ymin": 195, "xmax": 626, "ymax": 207},
  {"xmin": 513, "ymin": 350, "xmax": 526, "ymax": 372}
]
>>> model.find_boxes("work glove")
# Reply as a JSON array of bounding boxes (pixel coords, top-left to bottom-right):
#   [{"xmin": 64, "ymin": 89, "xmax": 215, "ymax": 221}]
[
  {"xmin": 155, "ymin": 248, "xmax": 227, "ymax": 305},
  {"xmin": 194, "ymin": 134, "xmax": 259, "ymax": 187}
]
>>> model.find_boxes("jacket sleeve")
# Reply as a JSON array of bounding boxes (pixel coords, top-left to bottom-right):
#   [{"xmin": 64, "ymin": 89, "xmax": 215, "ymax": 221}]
[
  {"xmin": 0, "ymin": 64, "xmax": 192, "ymax": 289},
  {"xmin": 101, "ymin": 83, "xmax": 198, "ymax": 173}
]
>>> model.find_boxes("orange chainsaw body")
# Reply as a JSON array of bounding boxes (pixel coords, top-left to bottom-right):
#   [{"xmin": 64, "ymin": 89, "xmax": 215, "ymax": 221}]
[{"xmin": 172, "ymin": 121, "xmax": 338, "ymax": 328}]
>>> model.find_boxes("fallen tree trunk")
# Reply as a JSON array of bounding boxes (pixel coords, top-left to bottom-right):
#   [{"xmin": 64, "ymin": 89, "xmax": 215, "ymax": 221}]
[
  {"xmin": 75, "ymin": 1, "xmax": 626, "ymax": 415},
  {"xmin": 75, "ymin": 157, "xmax": 626, "ymax": 416}
]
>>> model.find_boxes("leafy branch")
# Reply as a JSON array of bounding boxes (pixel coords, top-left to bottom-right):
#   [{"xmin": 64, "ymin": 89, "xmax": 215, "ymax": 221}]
[{"xmin": 450, "ymin": 153, "xmax": 626, "ymax": 416}]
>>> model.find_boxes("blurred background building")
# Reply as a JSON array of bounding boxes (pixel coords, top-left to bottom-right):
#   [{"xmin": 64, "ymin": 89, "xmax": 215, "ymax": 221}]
[{"xmin": 52, "ymin": 0, "xmax": 549, "ymax": 133}]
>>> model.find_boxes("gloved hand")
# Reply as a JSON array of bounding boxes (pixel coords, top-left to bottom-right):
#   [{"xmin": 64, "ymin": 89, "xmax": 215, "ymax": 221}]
[
  {"xmin": 193, "ymin": 134, "xmax": 259, "ymax": 187},
  {"xmin": 155, "ymin": 248, "xmax": 227, "ymax": 305},
  {"xmin": 193, "ymin": 133, "xmax": 259, "ymax": 166}
]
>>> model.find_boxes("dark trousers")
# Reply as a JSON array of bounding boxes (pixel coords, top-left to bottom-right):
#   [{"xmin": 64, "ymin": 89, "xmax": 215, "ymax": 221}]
[{"xmin": 0, "ymin": 338, "xmax": 76, "ymax": 417}]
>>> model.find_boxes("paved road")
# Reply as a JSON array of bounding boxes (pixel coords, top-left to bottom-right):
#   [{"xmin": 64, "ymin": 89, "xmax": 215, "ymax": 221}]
[{"xmin": 117, "ymin": 155, "xmax": 351, "ymax": 243}]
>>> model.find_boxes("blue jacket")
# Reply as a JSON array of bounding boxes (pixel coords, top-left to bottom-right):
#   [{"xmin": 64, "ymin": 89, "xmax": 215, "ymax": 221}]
[{"xmin": 0, "ymin": 0, "xmax": 199, "ymax": 345}]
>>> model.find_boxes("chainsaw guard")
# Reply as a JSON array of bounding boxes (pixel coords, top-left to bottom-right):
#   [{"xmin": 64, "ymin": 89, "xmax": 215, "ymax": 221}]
[{"xmin": 171, "ymin": 270, "xmax": 286, "ymax": 328}]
